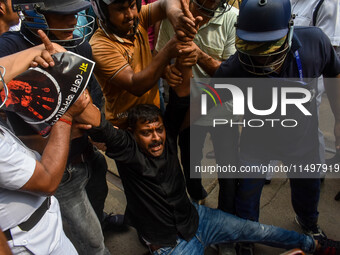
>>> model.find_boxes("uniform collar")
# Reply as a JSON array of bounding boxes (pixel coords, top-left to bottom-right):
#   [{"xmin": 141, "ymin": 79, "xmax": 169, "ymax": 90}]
[{"xmin": 99, "ymin": 20, "xmax": 135, "ymax": 45}]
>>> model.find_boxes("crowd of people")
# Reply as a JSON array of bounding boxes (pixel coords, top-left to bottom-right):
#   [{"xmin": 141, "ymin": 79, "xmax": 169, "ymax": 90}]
[{"xmin": 0, "ymin": 0, "xmax": 339, "ymax": 255}]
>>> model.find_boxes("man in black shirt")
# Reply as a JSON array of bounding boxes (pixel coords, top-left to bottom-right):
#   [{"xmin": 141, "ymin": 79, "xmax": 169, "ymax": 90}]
[{"xmin": 73, "ymin": 81, "xmax": 340, "ymax": 255}]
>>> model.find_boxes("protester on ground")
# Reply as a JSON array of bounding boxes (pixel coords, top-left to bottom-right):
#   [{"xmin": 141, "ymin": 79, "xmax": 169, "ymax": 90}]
[
  {"xmin": 156, "ymin": 1, "xmax": 240, "ymax": 253},
  {"xmin": 72, "ymin": 55, "xmax": 340, "ymax": 255}
]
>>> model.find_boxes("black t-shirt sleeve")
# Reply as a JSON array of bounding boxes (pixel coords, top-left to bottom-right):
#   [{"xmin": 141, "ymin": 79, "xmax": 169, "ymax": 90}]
[{"xmin": 88, "ymin": 114, "xmax": 135, "ymax": 161}]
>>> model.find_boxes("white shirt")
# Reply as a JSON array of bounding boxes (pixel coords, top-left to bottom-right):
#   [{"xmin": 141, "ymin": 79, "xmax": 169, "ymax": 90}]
[
  {"xmin": 0, "ymin": 125, "xmax": 45, "ymax": 231},
  {"xmin": 291, "ymin": 0, "xmax": 340, "ymax": 47},
  {"xmin": 0, "ymin": 124, "xmax": 77, "ymax": 254}
]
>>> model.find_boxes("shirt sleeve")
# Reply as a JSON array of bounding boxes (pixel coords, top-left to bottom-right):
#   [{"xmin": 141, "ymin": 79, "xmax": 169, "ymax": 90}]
[
  {"xmin": 90, "ymin": 35, "xmax": 130, "ymax": 82},
  {"xmin": 139, "ymin": 4, "xmax": 151, "ymax": 31},
  {"xmin": 222, "ymin": 7, "xmax": 238, "ymax": 60},
  {"xmin": 0, "ymin": 139, "xmax": 36, "ymax": 190},
  {"xmin": 88, "ymin": 114, "xmax": 135, "ymax": 161}
]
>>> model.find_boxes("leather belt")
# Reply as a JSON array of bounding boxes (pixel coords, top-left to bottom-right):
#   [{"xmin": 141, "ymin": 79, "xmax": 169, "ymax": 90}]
[{"xmin": 4, "ymin": 197, "xmax": 51, "ymax": 241}]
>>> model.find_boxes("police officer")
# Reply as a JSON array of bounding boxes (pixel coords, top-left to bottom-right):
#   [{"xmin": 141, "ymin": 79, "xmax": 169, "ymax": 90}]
[{"xmin": 214, "ymin": 0, "xmax": 340, "ymax": 254}]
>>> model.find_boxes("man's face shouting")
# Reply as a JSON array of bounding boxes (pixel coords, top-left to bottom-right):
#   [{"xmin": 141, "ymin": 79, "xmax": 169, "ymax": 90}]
[{"xmin": 133, "ymin": 116, "xmax": 166, "ymax": 157}]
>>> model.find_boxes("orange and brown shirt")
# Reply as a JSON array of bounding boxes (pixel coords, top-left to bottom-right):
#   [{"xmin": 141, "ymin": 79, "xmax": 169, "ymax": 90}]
[{"xmin": 90, "ymin": 5, "xmax": 160, "ymax": 128}]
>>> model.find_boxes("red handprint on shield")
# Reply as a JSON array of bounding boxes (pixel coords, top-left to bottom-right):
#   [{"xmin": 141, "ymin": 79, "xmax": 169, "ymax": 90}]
[{"xmin": 0, "ymin": 79, "xmax": 57, "ymax": 121}]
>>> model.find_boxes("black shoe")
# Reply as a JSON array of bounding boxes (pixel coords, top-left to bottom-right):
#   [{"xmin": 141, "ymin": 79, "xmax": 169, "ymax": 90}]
[
  {"xmin": 101, "ymin": 212, "xmax": 127, "ymax": 232},
  {"xmin": 314, "ymin": 237, "xmax": 340, "ymax": 255},
  {"xmin": 236, "ymin": 243, "xmax": 254, "ymax": 255},
  {"xmin": 295, "ymin": 215, "xmax": 327, "ymax": 239}
]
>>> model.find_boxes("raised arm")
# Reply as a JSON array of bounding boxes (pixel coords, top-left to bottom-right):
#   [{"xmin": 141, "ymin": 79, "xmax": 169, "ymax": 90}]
[
  {"xmin": 21, "ymin": 93, "xmax": 90, "ymax": 195},
  {"xmin": 110, "ymin": 36, "xmax": 192, "ymax": 97},
  {"xmin": 0, "ymin": 30, "xmax": 90, "ymax": 195},
  {"xmin": 150, "ymin": 0, "xmax": 201, "ymax": 41},
  {"xmin": 171, "ymin": 0, "xmax": 201, "ymax": 97}
]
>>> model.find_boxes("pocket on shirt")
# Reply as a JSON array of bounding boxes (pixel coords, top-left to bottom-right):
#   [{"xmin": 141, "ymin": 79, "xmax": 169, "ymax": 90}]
[{"xmin": 11, "ymin": 197, "xmax": 62, "ymax": 255}]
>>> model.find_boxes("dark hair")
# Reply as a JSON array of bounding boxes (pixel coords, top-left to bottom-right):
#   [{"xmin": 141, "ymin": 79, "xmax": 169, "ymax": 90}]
[
  {"xmin": 127, "ymin": 104, "xmax": 162, "ymax": 131},
  {"xmin": 100, "ymin": 0, "xmax": 135, "ymax": 21}
]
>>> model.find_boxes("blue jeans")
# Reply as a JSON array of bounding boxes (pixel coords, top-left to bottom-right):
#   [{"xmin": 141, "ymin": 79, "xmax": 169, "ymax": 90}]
[
  {"xmin": 236, "ymin": 156, "xmax": 321, "ymax": 227},
  {"xmin": 152, "ymin": 204, "xmax": 315, "ymax": 255},
  {"xmin": 54, "ymin": 150, "xmax": 110, "ymax": 255}
]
